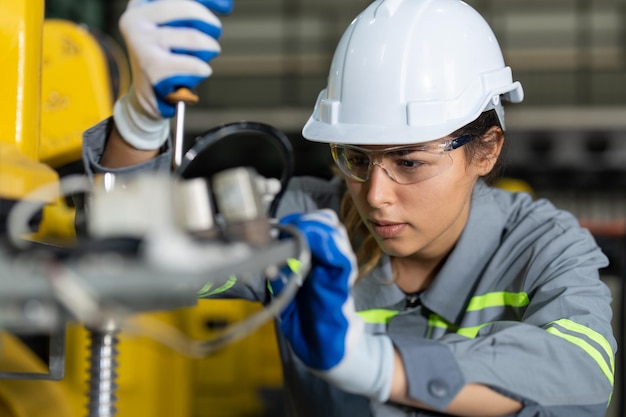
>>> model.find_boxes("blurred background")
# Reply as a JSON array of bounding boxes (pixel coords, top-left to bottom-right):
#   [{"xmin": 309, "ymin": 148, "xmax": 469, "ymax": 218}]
[
  {"xmin": 3, "ymin": 0, "xmax": 623, "ymax": 416},
  {"xmin": 46, "ymin": 0, "xmax": 626, "ymax": 185}
]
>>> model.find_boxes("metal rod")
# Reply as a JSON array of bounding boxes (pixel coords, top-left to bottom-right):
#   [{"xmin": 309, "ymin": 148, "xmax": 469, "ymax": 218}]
[
  {"xmin": 172, "ymin": 100, "xmax": 186, "ymax": 171},
  {"xmin": 165, "ymin": 87, "xmax": 197, "ymax": 172}
]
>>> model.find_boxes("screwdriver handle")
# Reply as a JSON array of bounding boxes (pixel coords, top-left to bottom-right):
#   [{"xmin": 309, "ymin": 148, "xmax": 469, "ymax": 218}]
[{"xmin": 165, "ymin": 87, "xmax": 199, "ymax": 105}]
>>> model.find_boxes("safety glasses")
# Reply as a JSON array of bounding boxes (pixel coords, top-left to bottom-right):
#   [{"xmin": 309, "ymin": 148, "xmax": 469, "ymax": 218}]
[{"xmin": 330, "ymin": 135, "xmax": 474, "ymax": 185}]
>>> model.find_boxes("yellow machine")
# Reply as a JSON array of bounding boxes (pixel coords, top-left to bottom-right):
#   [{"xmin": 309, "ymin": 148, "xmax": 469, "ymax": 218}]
[
  {"xmin": 0, "ymin": 1, "xmax": 284, "ymax": 416},
  {"xmin": 0, "ymin": 1, "xmax": 57, "ymax": 208}
]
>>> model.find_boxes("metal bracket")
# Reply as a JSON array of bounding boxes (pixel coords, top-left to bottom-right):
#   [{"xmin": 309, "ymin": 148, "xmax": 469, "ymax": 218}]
[{"xmin": 0, "ymin": 330, "xmax": 65, "ymax": 380}]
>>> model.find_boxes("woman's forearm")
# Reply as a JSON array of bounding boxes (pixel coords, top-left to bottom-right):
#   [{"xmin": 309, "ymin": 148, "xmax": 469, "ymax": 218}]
[
  {"xmin": 100, "ymin": 124, "xmax": 160, "ymax": 169},
  {"xmin": 389, "ymin": 348, "xmax": 523, "ymax": 417}
]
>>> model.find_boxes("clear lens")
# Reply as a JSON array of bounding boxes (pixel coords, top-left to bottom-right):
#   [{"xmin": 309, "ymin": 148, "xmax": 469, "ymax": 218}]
[{"xmin": 330, "ymin": 139, "xmax": 471, "ymax": 185}]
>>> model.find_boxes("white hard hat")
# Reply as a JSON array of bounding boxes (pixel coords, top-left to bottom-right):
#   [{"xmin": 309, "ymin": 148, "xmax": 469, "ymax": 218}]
[{"xmin": 302, "ymin": 0, "xmax": 524, "ymax": 145}]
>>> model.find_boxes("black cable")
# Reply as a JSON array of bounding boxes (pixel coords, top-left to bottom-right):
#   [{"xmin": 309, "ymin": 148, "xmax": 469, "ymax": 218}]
[{"xmin": 175, "ymin": 121, "xmax": 295, "ymax": 218}]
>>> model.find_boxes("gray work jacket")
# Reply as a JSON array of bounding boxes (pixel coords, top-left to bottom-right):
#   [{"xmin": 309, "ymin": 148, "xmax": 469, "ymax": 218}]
[{"xmin": 84, "ymin": 119, "xmax": 616, "ymax": 417}]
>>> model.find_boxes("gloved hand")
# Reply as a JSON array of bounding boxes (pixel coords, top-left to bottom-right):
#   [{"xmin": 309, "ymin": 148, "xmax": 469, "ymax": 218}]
[
  {"xmin": 114, "ymin": 0, "xmax": 233, "ymax": 150},
  {"xmin": 272, "ymin": 210, "xmax": 395, "ymax": 402}
]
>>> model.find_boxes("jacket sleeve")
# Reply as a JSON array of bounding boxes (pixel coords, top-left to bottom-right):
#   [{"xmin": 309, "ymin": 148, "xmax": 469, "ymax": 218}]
[
  {"xmin": 390, "ymin": 212, "xmax": 615, "ymax": 417},
  {"xmin": 82, "ymin": 117, "xmax": 172, "ymax": 177}
]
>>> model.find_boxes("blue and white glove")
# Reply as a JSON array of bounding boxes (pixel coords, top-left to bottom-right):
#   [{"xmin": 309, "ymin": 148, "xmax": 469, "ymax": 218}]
[
  {"xmin": 272, "ymin": 210, "xmax": 395, "ymax": 402},
  {"xmin": 114, "ymin": 0, "xmax": 233, "ymax": 150}
]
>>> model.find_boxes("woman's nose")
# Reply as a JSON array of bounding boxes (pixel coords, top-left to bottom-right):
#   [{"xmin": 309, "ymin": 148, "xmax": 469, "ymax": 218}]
[{"xmin": 365, "ymin": 164, "xmax": 396, "ymax": 208}]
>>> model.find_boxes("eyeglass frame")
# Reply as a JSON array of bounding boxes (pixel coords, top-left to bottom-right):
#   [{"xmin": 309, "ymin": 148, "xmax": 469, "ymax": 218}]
[{"xmin": 329, "ymin": 134, "xmax": 475, "ymax": 184}]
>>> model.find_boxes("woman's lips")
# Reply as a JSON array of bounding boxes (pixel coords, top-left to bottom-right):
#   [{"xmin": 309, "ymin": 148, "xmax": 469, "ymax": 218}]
[{"xmin": 370, "ymin": 220, "xmax": 406, "ymax": 238}]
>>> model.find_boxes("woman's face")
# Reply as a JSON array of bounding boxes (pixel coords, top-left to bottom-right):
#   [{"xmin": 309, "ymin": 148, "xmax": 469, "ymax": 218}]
[{"xmin": 344, "ymin": 136, "xmax": 492, "ymax": 262}]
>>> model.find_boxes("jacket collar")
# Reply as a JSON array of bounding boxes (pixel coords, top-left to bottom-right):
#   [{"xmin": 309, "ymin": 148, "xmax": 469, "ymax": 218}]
[
  {"xmin": 353, "ymin": 255, "xmax": 406, "ymax": 311},
  {"xmin": 421, "ymin": 181, "xmax": 506, "ymax": 324}
]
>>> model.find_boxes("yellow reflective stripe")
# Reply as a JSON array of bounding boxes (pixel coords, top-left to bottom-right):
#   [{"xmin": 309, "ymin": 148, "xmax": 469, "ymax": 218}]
[
  {"xmin": 428, "ymin": 313, "xmax": 452, "ymax": 330},
  {"xmin": 428, "ymin": 314, "xmax": 443, "ymax": 329},
  {"xmin": 423, "ymin": 292, "xmax": 528, "ymax": 339},
  {"xmin": 550, "ymin": 319, "xmax": 615, "ymax": 375},
  {"xmin": 197, "ymin": 275, "xmax": 237, "ymax": 297},
  {"xmin": 268, "ymin": 258, "xmax": 302, "ymax": 296},
  {"xmin": 287, "ymin": 258, "xmax": 301, "ymax": 273},
  {"xmin": 546, "ymin": 327, "xmax": 614, "ymax": 385},
  {"xmin": 429, "ymin": 313, "xmax": 489, "ymax": 338},
  {"xmin": 433, "ymin": 292, "xmax": 530, "ymax": 338},
  {"xmin": 357, "ymin": 309, "xmax": 398, "ymax": 324},
  {"xmin": 552, "ymin": 319, "xmax": 615, "ymax": 371},
  {"xmin": 466, "ymin": 292, "xmax": 529, "ymax": 311},
  {"xmin": 457, "ymin": 323, "xmax": 490, "ymax": 338}
]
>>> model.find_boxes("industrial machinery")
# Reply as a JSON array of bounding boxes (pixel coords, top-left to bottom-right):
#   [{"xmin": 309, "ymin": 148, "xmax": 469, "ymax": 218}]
[{"xmin": 0, "ymin": 2, "xmax": 305, "ymax": 417}]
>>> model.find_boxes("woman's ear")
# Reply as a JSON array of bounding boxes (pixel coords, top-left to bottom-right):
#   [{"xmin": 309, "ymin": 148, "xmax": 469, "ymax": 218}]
[{"xmin": 476, "ymin": 126, "xmax": 504, "ymax": 176}]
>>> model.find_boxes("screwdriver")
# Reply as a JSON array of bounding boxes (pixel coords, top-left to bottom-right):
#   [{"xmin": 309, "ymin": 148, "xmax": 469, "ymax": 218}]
[{"xmin": 166, "ymin": 87, "xmax": 199, "ymax": 171}]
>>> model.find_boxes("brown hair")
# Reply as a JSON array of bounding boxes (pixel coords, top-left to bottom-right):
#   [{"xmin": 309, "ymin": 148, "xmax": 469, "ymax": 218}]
[{"xmin": 339, "ymin": 109, "xmax": 504, "ymax": 280}]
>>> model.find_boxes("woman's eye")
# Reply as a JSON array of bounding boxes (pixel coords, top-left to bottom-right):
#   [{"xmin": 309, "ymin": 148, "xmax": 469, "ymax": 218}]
[
  {"xmin": 389, "ymin": 149, "xmax": 436, "ymax": 169},
  {"xmin": 346, "ymin": 154, "xmax": 370, "ymax": 167},
  {"xmin": 396, "ymin": 158, "xmax": 425, "ymax": 168}
]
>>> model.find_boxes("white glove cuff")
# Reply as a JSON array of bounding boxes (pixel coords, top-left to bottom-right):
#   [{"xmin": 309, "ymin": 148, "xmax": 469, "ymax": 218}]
[
  {"xmin": 113, "ymin": 88, "xmax": 170, "ymax": 151},
  {"xmin": 314, "ymin": 333, "xmax": 395, "ymax": 403}
]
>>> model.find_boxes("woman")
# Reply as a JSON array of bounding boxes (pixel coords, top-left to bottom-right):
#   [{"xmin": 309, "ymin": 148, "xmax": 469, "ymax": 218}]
[{"xmin": 83, "ymin": 0, "xmax": 616, "ymax": 416}]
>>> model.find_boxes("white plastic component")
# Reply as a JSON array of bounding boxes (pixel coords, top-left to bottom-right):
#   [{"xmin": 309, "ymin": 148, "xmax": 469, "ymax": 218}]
[
  {"xmin": 254, "ymin": 176, "xmax": 282, "ymax": 209},
  {"xmin": 173, "ymin": 177, "xmax": 215, "ymax": 232},
  {"xmin": 212, "ymin": 167, "xmax": 265, "ymax": 223},
  {"xmin": 87, "ymin": 173, "xmax": 177, "ymax": 239}
]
